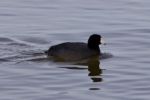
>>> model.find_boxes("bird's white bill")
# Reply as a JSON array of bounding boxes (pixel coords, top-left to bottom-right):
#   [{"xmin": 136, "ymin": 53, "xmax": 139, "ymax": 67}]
[{"xmin": 101, "ymin": 38, "xmax": 106, "ymax": 45}]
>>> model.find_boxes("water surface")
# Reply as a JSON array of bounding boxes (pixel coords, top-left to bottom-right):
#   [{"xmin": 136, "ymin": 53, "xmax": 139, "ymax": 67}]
[{"xmin": 1, "ymin": 0, "xmax": 150, "ymax": 100}]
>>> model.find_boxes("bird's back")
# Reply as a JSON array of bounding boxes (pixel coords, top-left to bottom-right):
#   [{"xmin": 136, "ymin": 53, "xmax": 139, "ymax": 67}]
[{"xmin": 47, "ymin": 42, "xmax": 99, "ymax": 61}]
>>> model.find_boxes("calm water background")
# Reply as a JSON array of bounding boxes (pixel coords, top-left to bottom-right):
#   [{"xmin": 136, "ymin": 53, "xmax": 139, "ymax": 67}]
[{"xmin": 0, "ymin": 0, "xmax": 150, "ymax": 100}]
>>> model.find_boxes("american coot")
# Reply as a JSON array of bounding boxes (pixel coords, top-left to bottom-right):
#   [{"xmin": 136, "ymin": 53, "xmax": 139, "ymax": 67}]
[{"xmin": 46, "ymin": 34, "xmax": 102, "ymax": 61}]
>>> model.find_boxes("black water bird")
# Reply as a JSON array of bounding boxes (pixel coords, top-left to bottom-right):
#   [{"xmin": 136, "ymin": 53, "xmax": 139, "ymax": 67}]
[{"xmin": 46, "ymin": 34, "xmax": 102, "ymax": 61}]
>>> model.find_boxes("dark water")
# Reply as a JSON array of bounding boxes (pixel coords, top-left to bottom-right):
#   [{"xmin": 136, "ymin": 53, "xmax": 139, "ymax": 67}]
[{"xmin": 1, "ymin": 0, "xmax": 150, "ymax": 100}]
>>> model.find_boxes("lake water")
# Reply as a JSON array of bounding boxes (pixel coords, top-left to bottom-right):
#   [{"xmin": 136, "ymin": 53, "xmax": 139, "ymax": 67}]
[{"xmin": 0, "ymin": 0, "xmax": 150, "ymax": 100}]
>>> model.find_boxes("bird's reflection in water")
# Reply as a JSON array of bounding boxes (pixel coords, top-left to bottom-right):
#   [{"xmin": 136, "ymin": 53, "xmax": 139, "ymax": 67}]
[
  {"xmin": 87, "ymin": 57, "xmax": 102, "ymax": 82},
  {"xmin": 59, "ymin": 56, "xmax": 103, "ymax": 83}
]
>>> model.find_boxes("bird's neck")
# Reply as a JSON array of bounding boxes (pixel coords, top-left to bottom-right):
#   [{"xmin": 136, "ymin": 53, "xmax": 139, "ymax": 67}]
[{"xmin": 88, "ymin": 44, "xmax": 100, "ymax": 54}]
